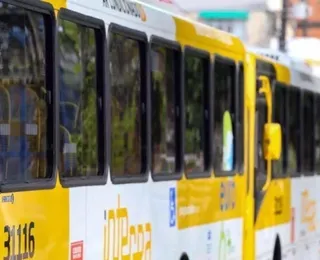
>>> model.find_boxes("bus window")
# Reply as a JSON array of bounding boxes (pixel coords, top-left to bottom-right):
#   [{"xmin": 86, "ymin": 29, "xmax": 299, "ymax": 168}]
[
  {"xmin": 109, "ymin": 30, "xmax": 147, "ymax": 178},
  {"xmin": 302, "ymin": 91, "xmax": 315, "ymax": 174},
  {"xmin": 0, "ymin": 3, "xmax": 54, "ymax": 185},
  {"xmin": 315, "ymin": 94, "xmax": 320, "ymax": 173},
  {"xmin": 213, "ymin": 58, "xmax": 236, "ymax": 175},
  {"xmin": 273, "ymin": 84, "xmax": 288, "ymax": 177},
  {"xmin": 150, "ymin": 40, "xmax": 181, "ymax": 177},
  {"xmin": 288, "ymin": 88, "xmax": 301, "ymax": 175},
  {"xmin": 184, "ymin": 49, "xmax": 210, "ymax": 177},
  {"xmin": 58, "ymin": 13, "xmax": 105, "ymax": 180}
]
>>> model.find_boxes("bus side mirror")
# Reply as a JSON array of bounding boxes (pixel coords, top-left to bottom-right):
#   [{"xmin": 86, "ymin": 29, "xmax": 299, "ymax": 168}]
[{"xmin": 264, "ymin": 123, "xmax": 282, "ymax": 160}]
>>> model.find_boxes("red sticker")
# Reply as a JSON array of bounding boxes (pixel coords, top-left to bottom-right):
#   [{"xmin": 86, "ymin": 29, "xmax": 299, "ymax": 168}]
[{"xmin": 71, "ymin": 241, "xmax": 83, "ymax": 260}]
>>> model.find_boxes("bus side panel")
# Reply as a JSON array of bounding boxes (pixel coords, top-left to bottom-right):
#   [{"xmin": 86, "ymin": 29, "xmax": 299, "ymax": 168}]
[
  {"xmin": 255, "ymin": 179, "xmax": 291, "ymax": 259},
  {"xmin": 290, "ymin": 176, "xmax": 319, "ymax": 260},
  {"xmin": 0, "ymin": 185, "xmax": 69, "ymax": 259}
]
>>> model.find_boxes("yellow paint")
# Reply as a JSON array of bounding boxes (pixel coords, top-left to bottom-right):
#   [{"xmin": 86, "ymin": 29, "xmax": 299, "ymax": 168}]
[
  {"xmin": 250, "ymin": 52, "xmax": 290, "ymax": 84},
  {"xmin": 301, "ymin": 189, "xmax": 316, "ymax": 232},
  {"xmin": 44, "ymin": 0, "xmax": 67, "ymax": 10},
  {"xmin": 241, "ymin": 52, "xmax": 292, "ymax": 259},
  {"xmin": 0, "ymin": 1, "xmax": 299, "ymax": 260},
  {"xmin": 263, "ymin": 123, "xmax": 282, "ymax": 161},
  {"xmin": 0, "ymin": 1, "xmax": 68, "ymax": 258},
  {"xmin": 242, "ymin": 53, "xmax": 256, "ymax": 260},
  {"xmin": 252, "ymin": 53, "xmax": 291, "ymax": 229},
  {"xmin": 0, "ymin": 182, "xmax": 69, "ymax": 259},
  {"xmin": 174, "ymin": 16, "xmax": 245, "ymax": 60},
  {"xmin": 176, "ymin": 176, "xmax": 245, "ymax": 229},
  {"xmin": 173, "ymin": 6, "xmax": 247, "ymax": 231},
  {"xmin": 255, "ymin": 179, "xmax": 291, "ymax": 230},
  {"xmin": 136, "ymin": 4, "xmax": 147, "ymax": 22},
  {"xmin": 103, "ymin": 195, "xmax": 152, "ymax": 260}
]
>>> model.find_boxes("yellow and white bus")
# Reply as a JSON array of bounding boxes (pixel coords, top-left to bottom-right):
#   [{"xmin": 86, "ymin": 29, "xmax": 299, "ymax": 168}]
[
  {"xmin": 249, "ymin": 47, "xmax": 320, "ymax": 260},
  {"xmin": 0, "ymin": 0, "xmax": 319, "ymax": 259}
]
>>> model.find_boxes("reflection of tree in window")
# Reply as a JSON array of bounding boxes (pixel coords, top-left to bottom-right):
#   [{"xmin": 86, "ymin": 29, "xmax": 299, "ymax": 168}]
[
  {"xmin": 109, "ymin": 34, "xmax": 142, "ymax": 176},
  {"xmin": 0, "ymin": 4, "xmax": 48, "ymax": 182},
  {"xmin": 213, "ymin": 61, "xmax": 236, "ymax": 172},
  {"xmin": 288, "ymin": 89, "xmax": 300, "ymax": 173},
  {"xmin": 58, "ymin": 19, "xmax": 98, "ymax": 177},
  {"xmin": 184, "ymin": 54, "xmax": 205, "ymax": 174},
  {"xmin": 151, "ymin": 45, "xmax": 176, "ymax": 174}
]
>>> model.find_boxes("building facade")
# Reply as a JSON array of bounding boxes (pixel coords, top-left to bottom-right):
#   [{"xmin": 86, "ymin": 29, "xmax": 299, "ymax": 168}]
[{"xmin": 290, "ymin": 0, "xmax": 320, "ymax": 38}]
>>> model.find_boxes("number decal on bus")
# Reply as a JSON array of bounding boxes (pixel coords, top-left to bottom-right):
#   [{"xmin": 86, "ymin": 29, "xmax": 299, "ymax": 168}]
[
  {"xmin": 3, "ymin": 222, "xmax": 35, "ymax": 260},
  {"xmin": 274, "ymin": 196, "xmax": 283, "ymax": 215}
]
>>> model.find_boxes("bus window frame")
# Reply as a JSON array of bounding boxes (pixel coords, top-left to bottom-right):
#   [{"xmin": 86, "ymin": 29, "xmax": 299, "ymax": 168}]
[
  {"xmin": 288, "ymin": 86, "xmax": 303, "ymax": 178},
  {"xmin": 58, "ymin": 8, "xmax": 107, "ymax": 188},
  {"xmin": 272, "ymin": 81, "xmax": 289, "ymax": 179},
  {"xmin": 108, "ymin": 23, "xmax": 149, "ymax": 184},
  {"xmin": 183, "ymin": 46, "xmax": 212, "ymax": 180},
  {"xmin": 213, "ymin": 55, "xmax": 238, "ymax": 177},
  {"xmin": 149, "ymin": 35, "xmax": 183, "ymax": 182},
  {"xmin": 236, "ymin": 61, "xmax": 244, "ymax": 175},
  {"xmin": 0, "ymin": 0, "xmax": 56, "ymax": 192},
  {"xmin": 301, "ymin": 89, "xmax": 315, "ymax": 176}
]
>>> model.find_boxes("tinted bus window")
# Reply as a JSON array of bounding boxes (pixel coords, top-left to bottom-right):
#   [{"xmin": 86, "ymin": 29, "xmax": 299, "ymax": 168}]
[
  {"xmin": 151, "ymin": 44, "xmax": 180, "ymax": 175},
  {"xmin": 109, "ymin": 33, "xmax": 146, "ymax": 177},
  {"xmin": 288, "ymin": 88, "xmax": 300, "ymax": 174},
  {"xmin": 184, "ymin": 52, "xmax": 209, "ymax": 175},
  {"xmin": 0, "ymin": 4, "xmax": 51, "ymax": 182},
  {"xmin": 213, "ymin": 60, "xmax": 236, "ymax": 174},
  {"xmin": 315, "ymin": 94, "xmax": 320, "ymax": 173},
  {"xmin": 302, "ymin": 91, "xmax": 314, "ymax": 173},
  {"xmin": 58, "ymin": 19, "xmax": 99, "ymax": 177},
  {"xmin": 273, "ymin": 85, "xmax": 287, "ymax": 177}
]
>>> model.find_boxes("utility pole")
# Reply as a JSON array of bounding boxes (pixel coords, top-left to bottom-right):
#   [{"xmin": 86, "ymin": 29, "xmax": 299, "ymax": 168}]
[
  {"xmin": 302, "ymin": 0, "xmax": 308, "ymax": 36},
  {"xmin": 279, "ymin": 0, "xmax": 288, "ymax": 52}
]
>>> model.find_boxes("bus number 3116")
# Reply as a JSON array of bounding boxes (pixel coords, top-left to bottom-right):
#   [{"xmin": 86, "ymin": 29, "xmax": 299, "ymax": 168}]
[{"xmin": 3, "ymin": 222, "xmax": 35, "ymax": 260}]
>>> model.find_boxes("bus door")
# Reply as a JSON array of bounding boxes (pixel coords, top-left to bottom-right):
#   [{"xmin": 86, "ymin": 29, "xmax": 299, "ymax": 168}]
[
  {"xmin": 254, "ymin": 93, "xmax": 268, "ymax": 218},
  {"xmin": 253, "ymin": 76, "xmax": 282, "ymax": 220}
]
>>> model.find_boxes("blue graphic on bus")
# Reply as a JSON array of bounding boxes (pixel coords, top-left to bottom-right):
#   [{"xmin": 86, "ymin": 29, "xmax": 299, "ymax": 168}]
[
  {"xmin": 169, "ymin": 187, "xmax": 176, "ymax": 227},
  {"xmin": 206, "ymin": 230, "xmax": 213, "ymax": 257},
  {"xmin": 220, "ymin": 181, "xmax": 236, "ymax": 211}
]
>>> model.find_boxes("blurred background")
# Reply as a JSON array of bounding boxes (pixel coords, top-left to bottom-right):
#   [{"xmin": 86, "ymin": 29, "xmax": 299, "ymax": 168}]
[{"xmin": 141, "ymin": 0, "xmax": 320, "ymax": 65}]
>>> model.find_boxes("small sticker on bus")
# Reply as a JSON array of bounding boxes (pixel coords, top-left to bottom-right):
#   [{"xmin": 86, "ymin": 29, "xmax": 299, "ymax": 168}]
[
  {"xmin": 169, "ymin": 187, "xmax": 176, "ymax": 227},
  {"xmin": 70, "ymin": 241, "xmax": 83, "ymax": 260},
  {"xmin": 1, "ymin": 193, "xmax": 14, "ymax": 204}
]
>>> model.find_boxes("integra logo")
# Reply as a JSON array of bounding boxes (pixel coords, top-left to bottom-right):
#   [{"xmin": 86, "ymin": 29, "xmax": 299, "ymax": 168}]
[
  {"xmin": 103, "ymin": 195, "xmax": 152, "ymax": 259},
  {"xmin": 103, "ymin": 0, "xmax": 147, "ymax": 21}
]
